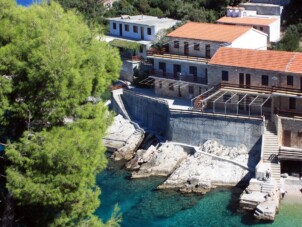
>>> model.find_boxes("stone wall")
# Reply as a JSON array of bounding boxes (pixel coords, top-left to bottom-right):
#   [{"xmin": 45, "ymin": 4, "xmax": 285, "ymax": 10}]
[
  {"xmin": 207, "ymin": 65, "xmax": 302, "ymax": 90},
  {"xmin": 280, "ymin": 117, "xmax": 302, "ymax": 148}
]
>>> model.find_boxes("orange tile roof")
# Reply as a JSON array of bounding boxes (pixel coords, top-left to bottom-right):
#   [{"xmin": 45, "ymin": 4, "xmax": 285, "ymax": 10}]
[
  {"xmin": 167, "ymin": 22, "xmax": 252, "ymax": 43},
  {"xmin": 209, "ymin": 47, "xmax": 302, "ymax": 74},
  {"xmin": 217, "ymin": 16, "xmax": 278, "ymax": 26}
]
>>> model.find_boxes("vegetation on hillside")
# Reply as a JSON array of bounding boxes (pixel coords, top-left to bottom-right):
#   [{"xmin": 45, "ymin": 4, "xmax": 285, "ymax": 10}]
[{"xmin": 0, "ymin": 0, "xmax": 122, "ymax": 226}]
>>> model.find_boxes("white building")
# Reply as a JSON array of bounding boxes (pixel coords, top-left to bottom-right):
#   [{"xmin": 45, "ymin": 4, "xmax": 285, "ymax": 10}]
[
  {"xmin": 108, "ymin": 15, "xmax": 179, "ymax": 42},
  {"xmin": 105, "ymin": 15, "xmax": 178, "ymax": 82},
  {"xmin": 217, "ymin": 7, "xmax": 281, "ymax": 42}
]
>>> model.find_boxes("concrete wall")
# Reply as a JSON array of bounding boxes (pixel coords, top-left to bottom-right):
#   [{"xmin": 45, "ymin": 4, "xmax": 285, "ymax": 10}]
[
  {"xmin": 239, "ymin": 3, "xmax": 284, "ymax": 15},
  {"xmin": 120, "ymin": 90, "xmax": 170, "ymax": 136},
  {"xmin": 111, "ymin": 90, "xmax": 263, "ymax": 153},
  {"xmin": 167, "ymin": 111, "xmax": 263, "ymax": 151},
  {"xmin": 250, "ymin": 0, "xmax": 290, "ymax": 6},
  {"xmin": 231, "ymin": 29, "xmax": 267, "ymax": 50},
  {"xmin": 270, "ymin": 18, "xmax": 281, "ymax": 42}
]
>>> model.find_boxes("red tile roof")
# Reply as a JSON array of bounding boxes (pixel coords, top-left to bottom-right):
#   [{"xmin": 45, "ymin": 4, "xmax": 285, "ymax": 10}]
[
  {"xmin": 217, "ymin": 16, "xmax": 278, "ymax": 26},
  {"xmin": 167, "ymin": 22, "xmax": 252, "ymax": 43},
  {"xmin": 209, "ymin": 47, "xmax": 302, "ymax": 74}
]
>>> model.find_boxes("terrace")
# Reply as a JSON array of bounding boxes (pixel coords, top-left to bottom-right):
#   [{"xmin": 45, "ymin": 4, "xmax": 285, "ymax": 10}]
[
  {"xmin": 148, "ymin": 70, "xmax": 208, "ymax": 85},
  {"xmin": 146, "ymin": 49, "xmax": 209, "ymax": 64}
]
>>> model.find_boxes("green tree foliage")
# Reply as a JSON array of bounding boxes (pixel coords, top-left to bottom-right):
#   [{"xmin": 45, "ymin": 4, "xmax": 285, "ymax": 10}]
[
  {"xmin": 0, "ymin": 0, "xmax": 122, "ymax": 226},
  {"xmin": 272, "ymin": 25, "xmax": 301, "ymax": 52},
  {"xmin": 0, "ymin": 0, "xmax": 121, "ymax": 130},
  {"xmin": 57, "ymin": 0, "xmax": 244, "ymax": 25}
]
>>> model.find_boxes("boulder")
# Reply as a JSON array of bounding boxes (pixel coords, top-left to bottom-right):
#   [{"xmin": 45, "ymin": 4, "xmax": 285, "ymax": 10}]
[
  {"xmin": 103, "ymin": 115, "xmax": 144, "ymax": 160},
  {"xmin": 131, "ymin": 143, "xmax": 188, "ymax": 178}
]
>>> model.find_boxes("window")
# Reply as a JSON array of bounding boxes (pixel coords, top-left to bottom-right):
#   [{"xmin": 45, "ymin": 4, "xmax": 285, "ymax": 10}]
[
  {"xmin": 259, "ymin": 27, "xmax": 263, "ymax": 31},
  {"xmin": 199, "ymin": 87, "xmax": 202, "ymax": 94},
  {"xmin": 289, "ymin": 97, "xmax": 296, "ymax": 109},
  {"xmin": 169, "ymin": 83, "xmax": 174, "ymax": 91},
  {"xmin": 113, "ymin": 22, "xmax": 116, "ymax": 30},
  {"xmin": 147, "ymin": 27, "xmax": 152, "ymax": 35},
  {"xmin": 174, "ymin": 41, "xmax": 179, "ymax": 48},
  {"xmin": 125, "ymin": 24, "xmax": 129, "ymax": 32},
  {"xmin": 287, "ymin": 75, "xmax": 293, "ymax": 86},
  {"xmin": 189, "ymin": 86, "xmax": 194, "ymax": 94},
  {"xmin": 159, "ymin": 81, "xmax": 162, "ymax": 88},
  {"xmin": 133, "ymin": 26, "xmax": 138, "ymax": 33},
  {"xmin": 194, "ymin": 43, "xmax": 200, "ymax": 51},
  {"xmin": 222, "ymin": 71, "xmax": 229, "ymax": 81},
  {"xmin": 262, "ymin": 75, "xmax": 269, "ymax": 86}
]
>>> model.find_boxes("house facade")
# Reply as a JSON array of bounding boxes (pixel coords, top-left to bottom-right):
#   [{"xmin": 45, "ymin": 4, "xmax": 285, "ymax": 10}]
[
  {"xmin": 208, "ymin": 47, "xmax": 302, "ymax": 177},
  {"xmin": 105, "ymin": 15, "xmax": 178, "ymax": 82},
  {"xmin": 147, "ymin": 22, "xmax": 268, "ymax": 99}
]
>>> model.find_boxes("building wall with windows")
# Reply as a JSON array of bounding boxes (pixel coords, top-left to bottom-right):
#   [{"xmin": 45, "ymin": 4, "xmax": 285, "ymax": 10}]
[
  {"xmin": 207, "ymin": 65, "xmax": 302, "ymax": 91},
  {"xmin": 168, "ymin": 38, "xmax": 227, "ymax": 59}
]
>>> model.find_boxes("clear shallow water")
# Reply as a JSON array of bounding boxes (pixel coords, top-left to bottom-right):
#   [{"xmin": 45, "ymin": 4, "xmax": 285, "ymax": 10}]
[{"xmin": 96, "ymin": 161, "xmax": 302, "ymax": 227}]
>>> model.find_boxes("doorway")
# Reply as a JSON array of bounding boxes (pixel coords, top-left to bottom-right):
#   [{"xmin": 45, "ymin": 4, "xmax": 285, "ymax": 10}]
[
  {"xmin": 239, "ymin": 73, "xmax": 251, "ymax": 88},
  {"xmin": 119, "ymin": 24, "xmax": 123, "ymax": 36},
  {"xmin": 184, "ymin": 42, "xmax": 189, "ymax": 56},
  {"xmin": 141, "ymin": 27, "xmax": 144, "ymax": 40},
  {"xmin": 159, "ymin": 62, "xmax": 166, "ymax": 76},
  {"xmin": 283, "ymin": 130, "xmax": 291, "ymax": 147},
  {"xmin": 173, "ymin": 64, "xmax": 181, "ymax": 79}
]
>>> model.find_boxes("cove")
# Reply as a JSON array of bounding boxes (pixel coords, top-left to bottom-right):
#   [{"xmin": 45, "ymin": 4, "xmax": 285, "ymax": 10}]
[{"xmin": 96, "ymin": 160, "xmax": 302, "ymax": 227}]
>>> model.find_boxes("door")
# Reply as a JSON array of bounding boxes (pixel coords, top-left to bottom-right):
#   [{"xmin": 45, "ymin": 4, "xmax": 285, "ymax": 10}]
[
  {"xmin": 141, "ymin": 27, "xmax": 144, "ymax": 40},
  {"xmin": 173, "ymin": 64, "xmax": 181, "ymax": 79},
  {"xmin": 239, "ymin": 73, "xmax": 244, "ymax": 88},
  {"xmin": 246, "ymin": 74, "xmax": 251, "ymax": 88},
  {"xmin": 159, "ymin": 62, "xmax": 166, "ymax": 76},
  {"xmin": 205, "ymin": 44, "xmax": 211, "ymax": 58},
  {"xmin": 119, "ymin": 24, "xmax": 123, "ymax": 36},
  {"xmin": 283, "ymin": 130, "xmax": 291, "ymax": 147},
  {"xmin": 189, "ymin": 66, "xmax": 197, "ymax": 82},
  {"xmin": 184, "ymin": 42, "xmax": 189, "ymax": 56}
]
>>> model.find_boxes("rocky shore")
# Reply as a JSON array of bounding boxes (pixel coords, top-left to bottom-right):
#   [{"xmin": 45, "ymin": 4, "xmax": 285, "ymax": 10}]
[{"xmin": 104, "ymin": 115, "xmax": 258, "ymax": 194}]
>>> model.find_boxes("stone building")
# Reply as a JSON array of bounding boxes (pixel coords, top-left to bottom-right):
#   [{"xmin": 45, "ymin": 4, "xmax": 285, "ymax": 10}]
[{"xmin": 147, "ymin": 22, "xmax": 267, "ymax": 99}]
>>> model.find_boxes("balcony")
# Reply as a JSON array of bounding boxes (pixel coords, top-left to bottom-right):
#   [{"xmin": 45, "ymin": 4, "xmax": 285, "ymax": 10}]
[
  {"xmin": 220, "ymin": 82, "xmax": 302, "ymax": 96},
  {"xmin": 147, "ymin": 49, "xmax": 209, "ymax": 64},
  {"xmin": 149, "ymin": 70, "xmax": 207, "ymax": 84}
]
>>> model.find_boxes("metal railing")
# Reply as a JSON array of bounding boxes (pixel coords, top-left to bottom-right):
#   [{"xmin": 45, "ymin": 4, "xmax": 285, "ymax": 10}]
[
  {"xmin": 220, "ymin": 82, "xmax": 302, "ymax": 94},
  {"xmin": 149, "ymin": 70, "xmax": 208, "ymax": 84},
  {"xmin": 147, "ymin": 49, "xmax": 209, "ymax": 63}
]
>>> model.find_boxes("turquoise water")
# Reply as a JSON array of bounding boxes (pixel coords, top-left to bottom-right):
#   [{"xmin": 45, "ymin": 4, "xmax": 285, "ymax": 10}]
[{"xmin": 96, "ymin": 161, "xmax": 302, "ymax": 227}]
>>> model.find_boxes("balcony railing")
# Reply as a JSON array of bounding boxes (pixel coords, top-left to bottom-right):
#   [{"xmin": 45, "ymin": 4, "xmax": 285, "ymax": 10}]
[
  {"xmin": 149, "ymin": 70, "xmax": 208, "ymax": 84},
  {"xmin": 275, "ymin": 109, "xmax": 302, "ymax": 118},
  {"xmin": 220, "ymin": 82, "xmax": 302, "ymax": 94},
  {"xmin": 147, "ymin": 49, "xmax": 209, "ymax": 63}
]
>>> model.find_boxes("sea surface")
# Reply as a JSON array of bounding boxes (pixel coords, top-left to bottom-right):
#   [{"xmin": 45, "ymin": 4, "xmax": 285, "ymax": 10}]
[
  {"xmin": 16, "ymin": 0, "xmax": 39, "ymax": 6},
  {"xmin": 96, "ymin": 161, "xmax": 302, "ymax": 227}
]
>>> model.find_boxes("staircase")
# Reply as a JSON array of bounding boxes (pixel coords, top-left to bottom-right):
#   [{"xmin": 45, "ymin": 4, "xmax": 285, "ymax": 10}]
[
  {"xmin": 261, "ymin": 180, "xmax": 276, "ymax": 193},
  {"xmin": 262, "ymin": 121, "xmax": 281, "ymax": 188}
]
